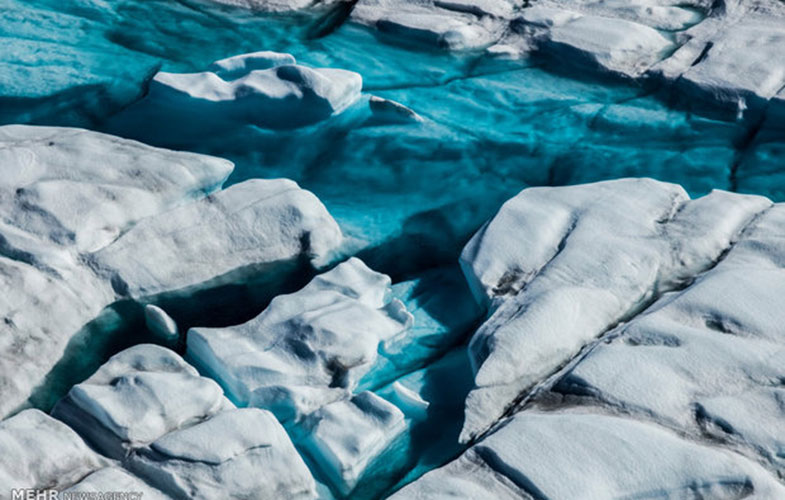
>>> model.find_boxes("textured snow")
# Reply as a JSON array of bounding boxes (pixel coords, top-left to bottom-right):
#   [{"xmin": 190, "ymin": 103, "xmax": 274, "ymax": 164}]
[
  {"xmin": 394, "ymin": 412, "xmax": 785, "ymax": 499},
  {"xmin": 196, "ymin": 0, "xmax": 785, "ymax": 120},
  {"xmin": 52, "ymin": 344, "xmax": 231, "ymax": 459},
  {"xmin": 91, "ymin": 178, "xmax": 343, "ymax": 299},
  {"xmin": 187, "ymin": 257, "xmax": 412, "ymax": 420},
  {"xmin": 538, "ymin": 14, "xmax": 675, "ymax": 77},
  {"xmin": 351, "ymin": 0, "xmax": 505, "ymax": 50},
  {"xmin": 105, "ymin": 50, "xmax": 423, "ymax": 146},
  {"xmin": 300, "ymin": 391, "xmax": 406, "ymax": 495},
  {"xmin": 459, "ymin": 179, "xmax": 771, "ymax": 441},
  {"xmin": 0, "ymin": 125, "xmax": 231, "ymax": 254},
  {"xmin": 0, "ymin": 125, "xmax": 229, "ymax": 417},
  {"xmin": 129, "ymin": 408, "xmax": 316, "ymax": 499},
  {"xmin": 64, "ymin": 467, "xmax": 171, "ymax": 499},
  {"xmin": 3, "ymin": 0, "xmax": 785, "ymax": 497},
  {"xmin": 554, "ymin": 203, "xmax": 785, "ymax": 474},
  {"xmin": 0, "ymin": 409, "xmax": 106, "ymax": 494},
  {"xmin": 147, "ymin": 54, "xmax": 362, "ymax": 129},
  {"xmin": 0, "ymin": 124, "xmax": 342, "ymax": 419}
]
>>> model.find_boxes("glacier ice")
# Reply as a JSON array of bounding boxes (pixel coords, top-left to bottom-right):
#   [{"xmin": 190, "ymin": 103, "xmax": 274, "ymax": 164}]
[
  {"xmin": 0, "ymin": 409, "xmax": 107, "ymax": 494},
  {"xmin": 104, "ymin": 50, "xmax": 425, "ymax": 148},
  {"xmin": 458, "ymin": 178, "xmax": 771, "ymax": 441},
  {"xmin": 298, "ymin": 391, "xmax": 406, "ymax": 496},
  {"xmin": 3, "ymin": 0, "xmax": 785, "ymax": 498},
  {"xmin": 536, "ymin": 12, "xmax": 675, "ymax": 77},
  {"xmin": 63, "ymin": 468, "xmax": 170, "ymax": 499},
  {"xmin": 128, "ymin": 52, "xmax": 362, "ymax": 131},
  {"xmin": 552, "ymin": 203, "xmax": 785, "ymax": 475},
  {"xmin": 187, "ymin": 257, "xmax": 412, "ymax": 421},
  {"xmin": 394, "ymin": 412, "xmax": 785, "ymax": 499},
  {"xmin": 0, "ymin": 125, "xmax": 343, "ymax": 419},
  {"xmin": 129, "ymin": 408, "xmax": 316, "ymax": 499},
  {"xmin": 144, "ymin": 304, "xmax": 180, "ymax": 345},
  {"xmin": 90, "ymin": 177, "xmax": 343, "ymax": 300},
  {"xmin": 52, "ymin": 344, "xmax": 231, "ymax": 459}
]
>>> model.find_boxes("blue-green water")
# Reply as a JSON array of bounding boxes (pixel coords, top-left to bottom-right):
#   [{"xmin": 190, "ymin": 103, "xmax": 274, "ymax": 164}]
[
  {"xmin": 3, "ymin": 0, "xmax": 785, "ymax": 497},
  {"xmin": 5, "ymin": 0, "xmax": 784, "ymax": 279}
]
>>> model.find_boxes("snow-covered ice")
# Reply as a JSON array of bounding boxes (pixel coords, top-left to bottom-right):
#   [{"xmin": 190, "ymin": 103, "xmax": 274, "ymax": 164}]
[
  {"xmin": 187, "ymin": 257, "xmax": 412, "ymax": 421},
  {"xmin": 3, "ymin": 0, "xmax": 785, "ymax": 497},
  {"xmin": 52, "ymin": 344, "xmax": 231, "ymax": 459},
  {"xmin": 0, "ymin": 125, "xmax": 228, "ymax": 417},
  {"xmin": 394, "ymin": 412, "xmax": 785, "ymax": 499},
  {"xmin": 299, "ymin": 391, "xmax": 406, "ymax": 495},
  {"xmin": 0, "ymin": 409, "xmax": 106, "ymax": 494},
  {"xmin": 64, "ymin": 467, "xmax": 171, "ymax": 499},
  {"xmin": 553, "ymin": 203, "xmax": 785, "ymax": 474},
  {"xmin": 91, "ymin": 178, "xmax": 343, "ymax": 300},
  {"xmin": 129, "ymin": 408, "xmax": 316, "ymax": 499},
  {"xmin": 147, "ymin": 53, "xmax": 362, "ymax": 130},
  {"xmin": 0, "ymin": 124, "xmax": 343, "ymax": 420},
  {"xmin": 458, "ymin": 179, "xmax": 771, "ymax": 441}
]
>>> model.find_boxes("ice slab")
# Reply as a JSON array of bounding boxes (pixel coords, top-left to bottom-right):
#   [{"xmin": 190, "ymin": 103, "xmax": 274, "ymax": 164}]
[
  {"xmin": 129, "ymin": 408, "xmax": 316, "ymax": 499},
  {"xmin": 299, "ymin": 391, "xmax": 406, "ymax": 495},
  {"xmin": 64, "ymin": 467, "xmax": 171, "ymax": 499},
  {"xmin": 187, "ymin": 257, "xmax": 412, "ymax": 421},
  {"xmin": 0, "ymin": 125, "xmax": 343, "ymax": 419},
  {"xmin": 0, "ymin": 409, "xmax": 106, "ymax": 494},
  {"xmin": 91, "ymin": 178, "xmax": 343, "ymax": 300},
  {"xmin": 394, "ymin": 412, "xmax": 785, "ymax": 499},
  {"xmin": 459, "ymin": 179, "xmax": 771, "ymax": 441},
  {"xmin": 52, "ymin": 344, "xmax": 231, "ymax": 459},
  {"xmin": 554, "ymin": 204, "xmax": 785, "ymax": 474}
]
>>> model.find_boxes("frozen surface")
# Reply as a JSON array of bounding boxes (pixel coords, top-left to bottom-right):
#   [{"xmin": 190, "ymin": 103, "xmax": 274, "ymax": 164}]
[
  {"xmin": 129, "ymin": 408, "xmax": 316, "ymax": 500},
  {"xmin": 553, "ymin": 204, "xmax": 785, "ymax": 475},
  {"xmin": 299, "ymin": 391, "xmax": 406, "ymax": 495},
  {"xmin": 109, "ymin": 52, "xmax": 363, "ymax": 143},
  {"xmin": 0, "ymin": 124, "xmax": 342, "ymax": 419},
  {"xmin": 187, "ymin": 258, "xmax": 411, "ymax": 420},
  {"xmin": 52, "ymin": 344, "xmax": 231, "ymax": 459},
  {"xmin": 0, "ymin": 125, "xmax": 227, "ymax": 417},
  {"xmin": 91, "ymin": 178, "xmax": 343, "ymax": 300},
  {"xmin": 64, "ymin": 467, "xmax": 171, "ymax": 499},
  {"xmin": 395, "ymin": 412, "xmax": 785, "ymax": 499},
  {"xmin": 459, "ymin": 178, "xmax": 771, "ymax": 441},
  {"xmin": 3, "ymin": 0, "xmax": 785, "ymax": 498},
  {"xmin": 0, "ymin": 409, "xmax": 106, "ymax": 494}
]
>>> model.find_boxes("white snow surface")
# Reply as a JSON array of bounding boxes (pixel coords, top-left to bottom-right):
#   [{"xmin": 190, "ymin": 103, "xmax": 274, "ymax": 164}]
[
  {"xmin": 64, "ymin": 467, "xmax": 171, "ymax": 499},
  {"xmin": 300, "ymin": 391, "xmax": 406, "ymax": 495},
  {"xmin": 555, "ymin": 203, "xmax": 785, "ymax": 475},
  {"xmin": 129, "ymin": 408, "xmax": 316, "ymax": 500},
  {"xmin": 458, "ymin": 178, "xmax": 771, "ymax": 441},
  {"xmin": 0, "ymin": 125, "xmax": 227, "ymax": 418},
  {"xmin": 0, "ymin": 409, "xmax": 107, "ymax": 495},
  {"xmin": 52, "ymin": 344, "xmax": 231, "ymax": 459},
  {"xmin": 204, "ymin": 0, "xmax": 785, "ymax": 116},
  {"xmin": 187, "ymin": 257, "xmax": 413, "ymax": 421},
  {"xmin": 143, "ymin": 52, "xmax": 362, "ymax": 130},
  {"xmin": 0, "ymin": 125, "xmax": 343, "ymax": 419},
  {"xmin": 394, "ymin": 412, "xmax": 785, "ymax": 499},
  {"xmin": 91, "ymin": 178, "xmax": 343, "ymax": 299}
]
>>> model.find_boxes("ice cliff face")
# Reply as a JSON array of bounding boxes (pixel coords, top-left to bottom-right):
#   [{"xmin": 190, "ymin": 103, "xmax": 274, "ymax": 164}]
[{"xmin": 2, "ymin": 0, "xmax": 785, "ymax": 498}]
